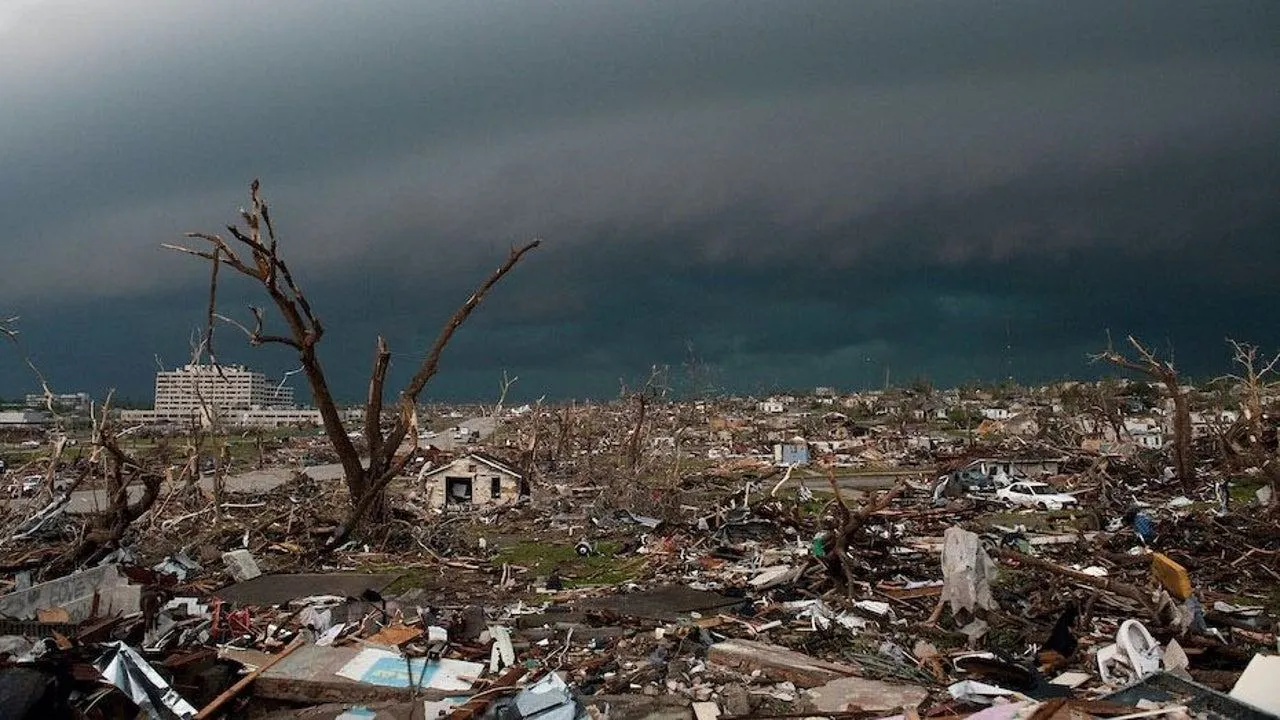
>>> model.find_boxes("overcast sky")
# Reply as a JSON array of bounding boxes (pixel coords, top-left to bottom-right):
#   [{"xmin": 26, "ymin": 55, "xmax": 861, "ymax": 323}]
[{"xmin": 2, "ymin": 1, "xmax": 1278, "ymax": 402}]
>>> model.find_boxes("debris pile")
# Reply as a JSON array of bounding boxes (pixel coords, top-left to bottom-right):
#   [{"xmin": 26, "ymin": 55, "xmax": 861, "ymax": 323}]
[{"xmin": 0, "ymin": 443, "xmax": 1276, "ymax": 720}]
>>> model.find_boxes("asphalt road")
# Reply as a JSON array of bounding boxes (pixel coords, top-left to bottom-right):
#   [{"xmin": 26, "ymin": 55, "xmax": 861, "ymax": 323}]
[
  {"xmin": 418, "ymin": 415, "xmax": 498, "ymax": 451},
  {"xmin": 789, "ymin": 469, "xmax": 926, "ymax": 495},
  {"xmin": 39, "ymin": 463, "xmax": 347, "ymax": 515},
  {"xmin": 9, "ymin": 414, "xmax": 502, "ymax": 516},
  {"xmin": 42, "ymin": 463, "xmax": 911, "ymax": 514}
]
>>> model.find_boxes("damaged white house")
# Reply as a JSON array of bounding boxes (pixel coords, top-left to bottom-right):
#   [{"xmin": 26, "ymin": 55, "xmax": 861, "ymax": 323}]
[{"xmin": 423, "ymin": 453, "xmax": 524, "ymax": 510}]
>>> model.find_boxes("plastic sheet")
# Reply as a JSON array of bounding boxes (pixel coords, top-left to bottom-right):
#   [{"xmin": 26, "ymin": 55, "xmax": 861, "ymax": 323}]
[{"xmin": 940, "ymin": 526, "xmax": 998, "ymax": 615}]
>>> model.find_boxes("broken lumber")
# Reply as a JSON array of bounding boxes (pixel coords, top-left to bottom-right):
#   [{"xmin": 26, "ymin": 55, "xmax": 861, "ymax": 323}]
[
  {"xmin": 993, "ymin": 548, "xmax": 1157, "ymax": 615},
  {"xmin": 194, "ymin": 637, "xmax": 304, "ymax": 719},
  {"xmin": 707, "ymin": 638, "xmax": 860, "ymax": 688}
]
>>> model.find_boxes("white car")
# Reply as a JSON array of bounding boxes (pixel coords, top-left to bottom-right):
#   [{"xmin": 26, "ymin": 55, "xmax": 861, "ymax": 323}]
[
  {"xmin": 10, "ymin": 475, "xmax": 43, "ymax": 497},
  {"xmin": 995, "ymin": 481, "xmax": 1078, "ymax": 510}
]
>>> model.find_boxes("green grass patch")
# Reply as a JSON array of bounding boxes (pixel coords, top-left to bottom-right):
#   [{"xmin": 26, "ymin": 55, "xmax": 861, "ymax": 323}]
[
  {"xmin": 973, "ymin": 508, "xmax": 1091, "ymax": 532},
  {"xmin": 1228, "ymin": 475, "xmax": 1269, "ymax": 504},
  {"xmin": 494, "ymin": 540, "xmax": 646, "ymax": 588},
  {"xmin": 381, "ymin": 566, "xmax": 440, "ymax": 595},
  {"xmin": 1264, "ymin": 586, "xmax": 1280, "ymax": 617}
]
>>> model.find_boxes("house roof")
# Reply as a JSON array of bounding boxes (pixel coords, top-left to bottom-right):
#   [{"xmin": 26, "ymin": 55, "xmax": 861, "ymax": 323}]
[{"xmin": 422, "ymin": 451, "xmax": 523, "ymax": 480}]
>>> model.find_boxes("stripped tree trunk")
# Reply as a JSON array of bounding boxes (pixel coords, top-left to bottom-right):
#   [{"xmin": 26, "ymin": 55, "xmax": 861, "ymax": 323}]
[{"xmin": 167, "ymin": 181, "xmax": 539, "ymax": 547}]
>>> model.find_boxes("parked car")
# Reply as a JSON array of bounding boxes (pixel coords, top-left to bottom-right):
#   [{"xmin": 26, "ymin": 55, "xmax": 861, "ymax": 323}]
[
  {"xmin": 953, "ymin": 468, "xmax": 997, "ymax": 491},
  {"xmin": 10, "ymin": 475, "xmax": 44, "ymax": 497},
  {"xmin": 934, "ymin": 466, "xmax": 1021, "ymax": 499},
  {"xmin": 995, "ymin": 481, "xmax": 1078, "ymax": 510}
]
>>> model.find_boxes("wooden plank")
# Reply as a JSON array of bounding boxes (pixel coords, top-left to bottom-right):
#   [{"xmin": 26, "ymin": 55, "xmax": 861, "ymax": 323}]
[
  {"xmin": 707, "ymin": 639, "xmax": 860, "ymax": 688},
  {"xmin": 194, "ymin": 637, "xmax": 304, "ymax": 719}
]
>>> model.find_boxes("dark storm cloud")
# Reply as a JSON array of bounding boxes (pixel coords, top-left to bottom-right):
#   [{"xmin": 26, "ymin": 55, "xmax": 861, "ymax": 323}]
[{"xmin": 1, "ymin": 1, "xmax": 1278, "ymax": 399}]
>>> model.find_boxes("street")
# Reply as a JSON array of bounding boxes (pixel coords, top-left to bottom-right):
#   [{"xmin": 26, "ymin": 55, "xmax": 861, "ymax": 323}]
[
  {"xmin": 41, "ymin": 463, "xmax": 346, "ymax": 515},
  {"xmin": 789, "ymin": 468, "xmax": 926, "ymax": 495},
  {"xmin": 6, "ymin": 413, "xmax": 503, "ymax": 516}
]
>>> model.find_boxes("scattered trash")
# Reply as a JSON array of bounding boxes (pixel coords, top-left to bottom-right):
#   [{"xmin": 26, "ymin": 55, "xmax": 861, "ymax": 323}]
[
  {"xmin": 153, "ymin": 549, "xmax": 203, "ymax": 581},
  {"xmin": 485, "ymin": 673, "xmax": 586, "ymax": 720},
  {"xmin": 947, "ymin": 679, "xmax": 1022, "ymax": 705},
  {"xmin": 1149, "ymin": 552, "xmax": 1192, "ymax": 601},
  {"xmin": 1097, "ymin": 620, "xmax": 1162, "ymax": 685},
  {"xmin": 0, "ymin": 396, "xmax": 1275, "ymax": 718}
]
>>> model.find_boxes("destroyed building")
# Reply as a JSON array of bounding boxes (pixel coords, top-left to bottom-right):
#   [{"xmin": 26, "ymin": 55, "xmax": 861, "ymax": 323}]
[
  {"xmin": 2, "ymin": 374, "xmax": 1279, "ymax": 719},
  {"xmin": 422, "ymin": 451, "xmax": 524, "ymax": 509}
]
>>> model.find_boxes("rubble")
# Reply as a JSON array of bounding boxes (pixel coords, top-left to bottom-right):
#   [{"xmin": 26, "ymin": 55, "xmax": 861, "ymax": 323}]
[
  {"xmin": 95, "ymin": 641, "xmax": 199, "ymax": 719},
  {"xmin": 807, "ymin": 675, "xmax": 929, "ymax": 714},
  {"xmin": 1, "ymin": 382, "xmax": 1278, "ymax": 719},
  {"xmin": 0, "ymin": 564, "xmax": 139, "ymax": 623},
  {"xmin": 221, "ymin": 550, "xmax": 262, "ymax": 583}
]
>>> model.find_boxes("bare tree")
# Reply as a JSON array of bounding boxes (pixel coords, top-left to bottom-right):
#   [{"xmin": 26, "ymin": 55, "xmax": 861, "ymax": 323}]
[
  {"xmin": 491, "ymin": 369, "xmax": 519, "ymax": 418},
  {"xmin": 65, "ymin": 393, "xmax": 164, "ymax": 569},
  {"xmin": 1219, "ymin": 339, "xmax": 1280, "ymax": 504},
  {"xmin": 821, "ymin": 464, "xmax": 907, "ymax": 595},
  {"xmin": 1092, "ymin": 334, "xmax": 1194, "ymax": 489},
  {"xmin": 166, "ymin": 181, "xmax": 539, "ymax": 546},
  {"xmin": 2, "ymin": 318, "xmax": 162, "ymax": 572},
  {"xmin": 167, "ymin": 331, "xmax": 231, "ymax": 517},
  {"xmin": 1221, "ymin": 340, "xmax": 1279, "ymax": 449},
  {"xmin": 1060, "ymin": 380, "xmax": 1128, "ymax": 448},
  {"xmin": 621, "ymin": 365, "xmax": 668, "ymax": 471}
]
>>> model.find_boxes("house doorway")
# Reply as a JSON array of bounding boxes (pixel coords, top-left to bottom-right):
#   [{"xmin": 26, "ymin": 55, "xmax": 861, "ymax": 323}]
[{"xmin": 446, "ymin": 476, "xmax": 473, "ymax": 505}]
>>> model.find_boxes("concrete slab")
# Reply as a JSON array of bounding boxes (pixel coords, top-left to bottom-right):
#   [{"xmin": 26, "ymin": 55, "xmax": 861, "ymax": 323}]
[
  {"xmin": 212, "ymin": 573, "xmax": 399, "ymax": 607},
  {"xmin": 222, "ymin": 550, "xmax": 263, "ymax": 582},
  {"xmin": 807, "ymin": 676, "xmax": 929, "ymax": 713}
]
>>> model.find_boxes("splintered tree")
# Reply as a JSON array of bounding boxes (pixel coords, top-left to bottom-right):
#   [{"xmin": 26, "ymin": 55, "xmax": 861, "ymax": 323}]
[
  {"xmin": 1219, "ymin": 339, "xmax": 1280, "ymax": 504},
  {"xmin": 1221, "ymin": 339, "xmax": 1278, "ymax": 452},
  {"xmin": 166, "ymin": 181, "xmax": 538, "ymax": 547},
  {"xmin": 2, "ymin": 318, "xmax": 161, "ymax": 573},
  {"xmin": 621, "ymin": 365, "xmax": 668, "ymax": 471},
  {"xmin": 1092, "ymin": 334, "xmax": 1194, "ymax": 489}
]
